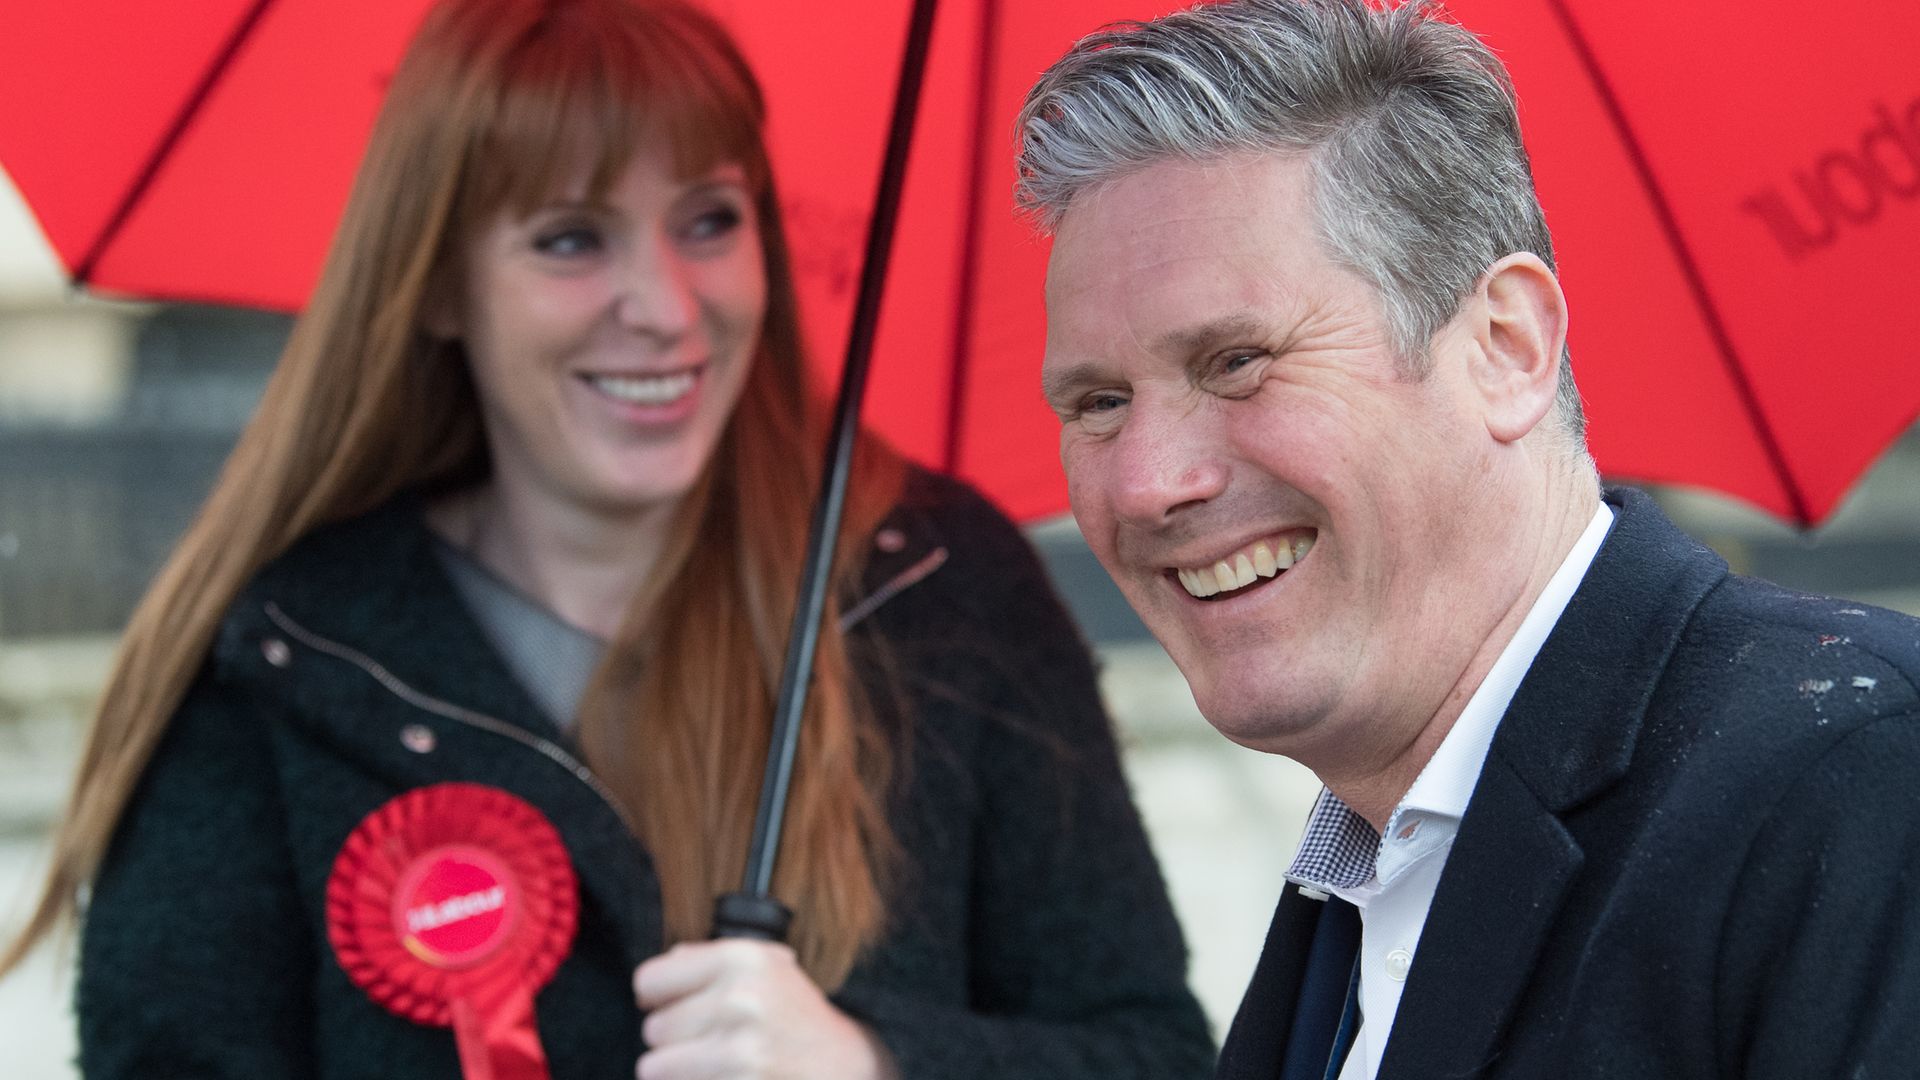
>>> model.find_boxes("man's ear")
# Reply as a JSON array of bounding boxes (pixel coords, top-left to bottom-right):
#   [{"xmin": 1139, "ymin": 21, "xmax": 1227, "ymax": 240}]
[{"xmin": 1468, "ymin": 252, "xmax": 1567, "ymax": 444}]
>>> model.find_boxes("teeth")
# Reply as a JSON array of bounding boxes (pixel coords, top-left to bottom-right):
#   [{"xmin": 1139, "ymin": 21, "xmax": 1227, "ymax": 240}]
[
  {"xmin": 1175, "ymin": 531, "xmax": 1316, "ymax": 599},
  {"xmin": 589, "ymin": 372, "xmax": 696, "ymax": 405},
  {"xmin": 1178, "ymin": 567, "xmax": 1216, "ymax": 598},
  {"xmin": 1233, "ymin": 553, "xmax": 1256, "ymax": 589},
  {"xmin": 1252, "ymin": 543, "xmax": 1277, "ymax": 577}
]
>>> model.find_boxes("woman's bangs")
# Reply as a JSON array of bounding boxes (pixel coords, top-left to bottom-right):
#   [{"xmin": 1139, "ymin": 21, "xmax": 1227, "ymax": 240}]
[{"xmin": 470, "ymin": 5, "xmax": 765, "ymax": 223}]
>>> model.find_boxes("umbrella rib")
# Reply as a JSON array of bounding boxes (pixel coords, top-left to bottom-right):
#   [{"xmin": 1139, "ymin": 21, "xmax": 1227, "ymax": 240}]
[
  {"xmin": 1541, "ymin": 0, "xmax": 1812, "ymax": 525},
  {"xmin": 942, "ymin": 0, "xmax": 1003, "ymax": 473},
  {"xmin": 73, "ymin": 0, "xmax": 281, "ymax": 288}
]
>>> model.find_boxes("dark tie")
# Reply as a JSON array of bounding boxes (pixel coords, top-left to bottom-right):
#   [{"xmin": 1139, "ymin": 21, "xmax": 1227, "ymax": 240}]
[{"xmin": 1280, "ymin": 893, "xmax": 1362, "ymax": 1080}]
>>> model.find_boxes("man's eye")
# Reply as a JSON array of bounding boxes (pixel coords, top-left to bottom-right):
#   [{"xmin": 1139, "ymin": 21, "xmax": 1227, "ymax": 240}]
[
  {"xmin": 533, "ymin": 226, "xmax": 604, "ymax": 257},
  {"xmin": 1207, "ymin": 350, "xmax": 1269, "ymax": 396},
  {"xmin": 1081, "ymin": 392, "xmax": 1128, "ymax": 415}
]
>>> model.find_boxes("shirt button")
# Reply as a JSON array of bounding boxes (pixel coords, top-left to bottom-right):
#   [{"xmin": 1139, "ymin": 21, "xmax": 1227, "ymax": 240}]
[
  {"xmin": 261, "ymin": 638, "xmax": 292, "ymax": 668},
  {"xmin": 1385, "ymin": 948, "xmax": 1414, "ymax": 982},
  {"xmin": 400, "ymin": 724, "xmax": 437, "ymax": 753},
  {"xmin": 874, "ymin": 527, "xmax": 906, "ymax": 553}
]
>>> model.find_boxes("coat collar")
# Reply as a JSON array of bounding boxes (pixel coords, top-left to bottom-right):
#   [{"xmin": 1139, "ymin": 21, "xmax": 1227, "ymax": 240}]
[
  {"xmin": 208, "ymin": 491, "xmax": 952, "ymax": 970},
  {"xmin": 213, "ymin": 498, "xmax": 665, "ymax": 967},
  {"xmin": 1374, "ymin": 487, "xmax": 1729, "ymax": 1079},
  {"xmin": 1223, "ymin": 488, "xmax": 1731, "ymax": 1080}
]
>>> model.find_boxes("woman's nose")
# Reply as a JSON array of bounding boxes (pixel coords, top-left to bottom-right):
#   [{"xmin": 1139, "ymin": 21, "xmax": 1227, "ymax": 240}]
[{"xmin": 614, "ymin": 237, "xmax": 696, "ymax": 340}]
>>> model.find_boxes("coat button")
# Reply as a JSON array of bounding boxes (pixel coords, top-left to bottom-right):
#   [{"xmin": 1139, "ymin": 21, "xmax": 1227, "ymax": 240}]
[
  {"xmin": 261, "ymin": 638, "xmax": 292, "ymax": 668},
  {"xmin": 874, "ymin": 527, "xmax": 906, "ymax": 553},
  {"xmin": 400, "ymin": 724, "xmax": 437, "ymax": 754}
]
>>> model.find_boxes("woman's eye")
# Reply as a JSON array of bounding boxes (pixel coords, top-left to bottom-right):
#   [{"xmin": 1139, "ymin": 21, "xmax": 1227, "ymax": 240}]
[
  {"xmin": 532, "ymin": 225, "xmax": 604, "ymax": 257},
  {"xmin": 685, "ymin": 204, "xmax": 744, "ymax": 242}
]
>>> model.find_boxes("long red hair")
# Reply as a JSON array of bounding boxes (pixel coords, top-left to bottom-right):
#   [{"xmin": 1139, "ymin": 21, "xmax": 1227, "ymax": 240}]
[{"xmin": 4, "ymin": 0, "xmax": 905, "ymax": 989}]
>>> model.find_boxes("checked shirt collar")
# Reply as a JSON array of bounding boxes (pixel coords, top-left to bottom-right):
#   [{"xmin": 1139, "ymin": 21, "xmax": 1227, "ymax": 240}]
[{"xmin": 1286, "ymin": 503, "xmax": 1617, "ymax": 899}]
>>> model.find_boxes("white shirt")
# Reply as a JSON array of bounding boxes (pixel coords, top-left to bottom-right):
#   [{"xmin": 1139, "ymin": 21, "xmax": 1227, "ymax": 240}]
[{"xmin": 1283, "ymin": 502, "xmax": 1614, "ymax": 1080}]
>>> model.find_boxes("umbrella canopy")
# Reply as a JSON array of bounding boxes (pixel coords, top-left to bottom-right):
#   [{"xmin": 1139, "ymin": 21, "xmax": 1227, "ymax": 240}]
[
  {"xmin": 0, "ymin": 0, "xmax": 1181, "ymax": 523},
  {"xmin": 1444, "ymin": 0, "xmax": 1920, "ymax": 525},
  {"xmin": 2, "ymin": 0, "xmax": 1916, "ymax": 524}
]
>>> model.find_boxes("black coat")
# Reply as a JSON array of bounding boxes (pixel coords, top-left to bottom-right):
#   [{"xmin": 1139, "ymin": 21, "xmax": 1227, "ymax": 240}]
[
  {"xmin": 1218, "ymin": 487, "xmax": 1920, "ymax": 1080},
  {"xmin": 78, "ymin": 471, "xmax": 1215, "ymax": 1080}
]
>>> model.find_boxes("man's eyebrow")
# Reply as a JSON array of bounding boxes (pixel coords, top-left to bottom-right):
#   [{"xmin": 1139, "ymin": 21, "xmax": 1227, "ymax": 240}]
[
  {"xmin": 1152, "ymin": 312, "xmax": 1271, "ymax": 357},
  {"xmin": 1042, "ymin": 312, "xmax": 1277, "ymax": 401},
  {"xmin": 1041, "ymin": 361, "xmax": 1107, "ymax": 404}
]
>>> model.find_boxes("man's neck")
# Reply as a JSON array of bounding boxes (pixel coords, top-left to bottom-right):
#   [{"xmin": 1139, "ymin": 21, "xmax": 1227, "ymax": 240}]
[{"xmin": 1326, "ymin": 471, "xmax": 1602, "ymax": 830}]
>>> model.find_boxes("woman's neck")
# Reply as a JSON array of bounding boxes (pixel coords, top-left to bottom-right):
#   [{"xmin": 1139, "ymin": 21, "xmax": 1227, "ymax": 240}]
[{"xmin": 426, "ymin": 480, "xmax": 675, "ymax": 641}]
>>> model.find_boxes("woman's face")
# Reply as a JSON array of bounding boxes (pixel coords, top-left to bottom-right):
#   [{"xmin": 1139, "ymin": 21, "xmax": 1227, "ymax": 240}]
[{"xmin": 446, "ymin": 143, "xmax": 767, "ymax": 523}]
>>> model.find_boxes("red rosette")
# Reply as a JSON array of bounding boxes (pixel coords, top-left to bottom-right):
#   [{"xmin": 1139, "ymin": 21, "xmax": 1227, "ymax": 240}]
[{"xmin": 326, "ymin": 783, "xmax": 578, "ymax": 1080}]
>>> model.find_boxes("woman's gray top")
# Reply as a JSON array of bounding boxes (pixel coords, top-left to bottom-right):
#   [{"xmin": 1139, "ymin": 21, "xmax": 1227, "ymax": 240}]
[{"xmin": 433, "ymin": 537, "xmax": 606, "ymax": 730}]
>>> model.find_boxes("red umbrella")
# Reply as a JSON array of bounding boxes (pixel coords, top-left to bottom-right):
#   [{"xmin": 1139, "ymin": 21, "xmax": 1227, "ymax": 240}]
[
  {"xmin": 0, "ymin": 0, "xmax": 1179, "ymax": 524},
  {"xmin": 1442, "ymin": 0, "xmax": 1920, "ymax": 525},
  {"xmin": 2, "ymin": 0, "xmax": 1916, "ymax": 524}
]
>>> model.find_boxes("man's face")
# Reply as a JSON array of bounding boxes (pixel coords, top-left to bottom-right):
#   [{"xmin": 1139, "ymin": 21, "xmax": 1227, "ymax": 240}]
[{"xmin": 1043, "ymin": 153, "xmax": 1510, "ymax": 766}]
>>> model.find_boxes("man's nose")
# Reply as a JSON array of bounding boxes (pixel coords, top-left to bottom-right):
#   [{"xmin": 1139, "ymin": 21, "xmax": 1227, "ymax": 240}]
[
  {"xmin": 1106, "ymin": 401, "xmax": 1228, "ymax": 527},
  {"xmin": 614, "ymin": 235, "xmax": 696, "ymax": 340}
]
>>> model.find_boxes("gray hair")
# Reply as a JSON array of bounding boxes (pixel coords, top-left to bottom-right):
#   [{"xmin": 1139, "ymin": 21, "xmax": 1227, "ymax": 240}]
[{"xmin": 1016, "ymin": 0, "xmax": 1586, "ymax": 443}]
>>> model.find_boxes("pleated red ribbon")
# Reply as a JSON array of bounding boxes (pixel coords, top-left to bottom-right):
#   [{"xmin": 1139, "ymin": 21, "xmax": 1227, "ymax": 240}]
[{"xmin": 326, "ymin": 783, "xmax": 578, "ymax": 1080}]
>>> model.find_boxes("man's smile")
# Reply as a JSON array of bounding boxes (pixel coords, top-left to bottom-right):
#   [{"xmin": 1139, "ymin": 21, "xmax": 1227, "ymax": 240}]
[{"xmin": 1170, "ymin": 529, "xmax": 1317, "ymax": 600}]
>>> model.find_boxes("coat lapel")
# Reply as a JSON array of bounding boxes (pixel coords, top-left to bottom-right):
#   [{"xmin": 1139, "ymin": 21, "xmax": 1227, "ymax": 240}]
[
  {"xmin": 1218, "ymin": 885, "xmax": 1326, "ymax": 1080},
  {"xmin": 1374, "ymin": 758, "xmax": 1582, "ymax": 1079},
  {"xmin": 1376, "ymin": 489, "xmax": 1729, "ymax": 1078},
  {"xmin": 223, "ymin": 502, "xmax": 666, "ymax": 971}
]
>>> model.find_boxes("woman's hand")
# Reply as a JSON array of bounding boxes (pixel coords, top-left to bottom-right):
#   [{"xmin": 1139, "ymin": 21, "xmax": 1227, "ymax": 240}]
[{"xmin": 634, "ymin": 940, "xmax": 900, "ymax": 1080}]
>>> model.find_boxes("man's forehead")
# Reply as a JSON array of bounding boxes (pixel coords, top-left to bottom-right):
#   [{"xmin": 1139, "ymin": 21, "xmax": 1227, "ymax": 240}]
[
  {"xmin": 1046, "ymin": 154, "xmax": 1320, "ymax": 301},
  {"xmin": 1045, "ymin": 225, "xmax": 1320, "ymax": 363}
]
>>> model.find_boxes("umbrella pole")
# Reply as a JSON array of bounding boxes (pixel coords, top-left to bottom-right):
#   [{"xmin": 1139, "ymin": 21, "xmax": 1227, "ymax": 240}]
[{"xmin": 711, "ymin": 0, "xmax": 944, "ymax": 944}]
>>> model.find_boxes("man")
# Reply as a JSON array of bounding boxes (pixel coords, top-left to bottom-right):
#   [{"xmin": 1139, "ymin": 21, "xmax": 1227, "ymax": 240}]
[{"xmin": 1017, "ymin": 2, "xmax": 1920, "ymax": 1078}]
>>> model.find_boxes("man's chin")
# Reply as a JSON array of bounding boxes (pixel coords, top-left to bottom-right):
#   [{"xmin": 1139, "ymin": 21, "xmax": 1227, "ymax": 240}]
[{"xmin": 1189, "ymin": 689, "xmax": 1323, "ymax": 756}]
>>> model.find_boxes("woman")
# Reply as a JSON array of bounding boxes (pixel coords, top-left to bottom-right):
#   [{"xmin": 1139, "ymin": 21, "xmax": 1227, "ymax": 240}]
[{"xmin": 2, "ymin": 1, "xmax": 1214, "ymax": 1077}]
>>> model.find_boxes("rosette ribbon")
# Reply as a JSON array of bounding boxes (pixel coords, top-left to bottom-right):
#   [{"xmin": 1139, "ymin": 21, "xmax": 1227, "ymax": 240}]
[{"xmin": 327, "ymin": 783, "xmax": 578, "ymax": 1080}]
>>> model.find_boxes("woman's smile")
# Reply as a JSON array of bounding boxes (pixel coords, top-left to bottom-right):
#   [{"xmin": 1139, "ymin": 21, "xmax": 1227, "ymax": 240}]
[{"xmin": 576, "ymin": 365, "xmax": 708, "ymax": 426}]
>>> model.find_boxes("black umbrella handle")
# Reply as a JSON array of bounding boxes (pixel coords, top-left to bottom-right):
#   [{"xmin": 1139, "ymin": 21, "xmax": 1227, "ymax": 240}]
[
  {"xmin": 710, "ymin": 892, "xmax": 793, "ymax": 942},
  {"xmin": 712, "ymin": 0, "xmax": 944, "ymax": 942}
]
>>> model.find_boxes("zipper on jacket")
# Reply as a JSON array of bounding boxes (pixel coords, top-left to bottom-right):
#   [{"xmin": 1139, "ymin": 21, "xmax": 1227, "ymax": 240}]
[
  {"xmin": 840, "ymin": 547, "xmax": 947, "ymax": 630},
  {"xmin": 256, "ymin": 550, "xmax": 948, "ymax": 832},
  {"xmin": 263, "ymin": 601, "xmax": 640, "ymax": 833}
]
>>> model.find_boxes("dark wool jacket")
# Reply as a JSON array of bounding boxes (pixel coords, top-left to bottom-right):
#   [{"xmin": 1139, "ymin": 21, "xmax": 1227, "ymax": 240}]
[
  {"xmin": 1218, "ymin": 488, "xmax": 1920, "ymax": 1080},
  {"xmin": 78, "ymin": 471, "xmax": 1215, "ymax": 1080}
]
